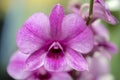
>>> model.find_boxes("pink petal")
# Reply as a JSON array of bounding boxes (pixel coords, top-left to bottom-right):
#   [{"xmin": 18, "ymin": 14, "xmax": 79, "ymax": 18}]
[
  {"xmin": 105, "ymin": 42, "xmax": 118, "ymax": 54},
  {"xmin": 44, "ymin": 52, "xmax": 67, "ymax": 72},
  {"xmin": 95, "ymin": 0, "xmax": 106, "ymax": 6},
  {"xmin": 49, "ymin": 4, "xmax": 64, "ymax": 39},
  {"xmin": 98, "ymin": 48, "xmax": 112, "ymax": 60},
  {"xmin": 61, "ymin": 13, "xmax": 86, "ymax": 40},
  {"xmin": 92, "ymin": 21, "xmax": 109, "ymax": 40},
  {"xmin": 50, "ymin": 72, "xmax": 72, "ymax": 80},
  {"xmin": 7, "ymin": 51, "xmax": 31, "ymax": 79},
  {"xmin": 68, "ymin": 28, "xmax": 94, "ymax": 53},
  {"xmin": 17, "ymin": 13, "xmax": 50, "ymax": 54},
  {"xmin": 68, "ymin": 0, "xmax": 81, "ymax": 14},
  {"xmin": 66, "ymin": 48, "xmax": 88, "ymax": 71},
  {"xmin": 25, "ymin": 49, "xmax": 46, "ymax": 71},
  {"xmin": 90, "ymin": 54, "xmax": 110, "ymax": 77},
  {"xmin": 93, "ymin": 0, "xmax": 119, "ymax": 24},
  {"xmin": 26, "ymin": 76, "xmax": 36, "ymax": 80}
]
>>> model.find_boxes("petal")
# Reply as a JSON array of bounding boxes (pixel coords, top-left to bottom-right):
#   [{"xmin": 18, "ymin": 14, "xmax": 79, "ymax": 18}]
[
  {"xmin": 7, "ymin": 51, "xmax": 31, "ymax": 79},
  {"xmin": 50, "ymin": 72, "xmax": 72, "ymax": 80},
  {"xmin": 61, "ymin": 13, "xmax": 86, "ymax": 40},
  {"xmin": 17, "ymin": 13, "xmax": 50, "ymax": 54},
  {"xmin": 68, "ymin": 0, "xmax": 81, "ymax": 14},
  {"xmin": 98, "ymin": 48, "xmax": 112, "ymax": 60},
  {"xmin": 66, "ymin": 48, "xmax": 88, "ymax": 71},
  {"xmin": 90, "ymin": 53, "xmax": 110, "ymax": 76},
  {"xmin": 26, "ymin": 76, "xmax": 36, "ymax": 80},
  {"xmin": 25, "ymin": 49, "xmax": 45, "ymax": 71},
  {"xmin": 68, "ymin": 28, "xmax": 94, "ymax": 53},
  {"xmin": 93, "ymin": 0, "xmax": 119, "ymax": 24},
  {"xmin": 44, "ymin": 52, "xmax": 67, "ymax": 72},
  {"xmin": 104, "ymin": 42, "xmax": 118, "ymax": 54},
  {"xmin": 95, "ymin": 0, "xmax": 106, "ymax": 6},
  {"xmin": 92, "ymin": 21, "xmax": 109, "ymax": 40},
  {"xmin": 49, "ymin": 4, "xmax": 64, "ymax": 39}
]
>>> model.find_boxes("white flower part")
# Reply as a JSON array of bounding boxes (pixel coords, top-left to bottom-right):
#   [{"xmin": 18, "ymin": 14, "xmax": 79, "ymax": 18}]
[{"xmin": 94, "ymin": 52, "xmax": 109, "ymax": 66}]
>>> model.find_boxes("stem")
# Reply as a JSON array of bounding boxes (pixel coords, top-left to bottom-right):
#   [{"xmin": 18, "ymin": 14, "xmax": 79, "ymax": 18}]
[{"xmin": 86, "ymin": 0, "xmax": 94, "ymax": 25}]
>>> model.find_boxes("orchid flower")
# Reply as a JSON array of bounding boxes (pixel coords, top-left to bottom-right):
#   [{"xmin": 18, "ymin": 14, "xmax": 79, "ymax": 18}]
[
  {"xmin": 91, "ymin": 21, "xmax": 118, "ymax": 59},
  {"xmin": 92, "ymin": 0, "xmax": 119, "ymax": 24},
  {"xmin": 79, "ymin": 53, "xmax": 114, "ymax": 80},
  {"xmin": 16, "ymin": 4, "xmax": 93, "ymax": 72},
  {"xmin": 69, "ymin": 0, "xmax": 118, "ymax": 25}
]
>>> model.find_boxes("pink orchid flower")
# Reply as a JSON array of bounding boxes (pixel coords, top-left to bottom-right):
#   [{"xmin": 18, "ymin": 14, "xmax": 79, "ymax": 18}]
[
  {"xmin": 79, "ymin": 53, "xmax": 112, "ymax": 80},
  {"xmin": 69, "ymin": 0, "xmax": 118, "ymax": 24},
  {"xmin": 91, "ymin": 21, "xmax": 118, "ymax": 59},
  {"xmin": 7, "ymin": 51, "xmax": 72, "ymax": 80},
  {"xmin": 16, "ymin": 4, "xmax": 93, "ymax": 72},
  {"xmin": 93, "ymin": 0, "xmax": 119, "ymax": 24}
]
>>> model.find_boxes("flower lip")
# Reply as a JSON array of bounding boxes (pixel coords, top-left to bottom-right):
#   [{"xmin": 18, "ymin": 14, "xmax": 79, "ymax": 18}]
[
  {"xmin": 48, "ymin": 42, "xmax": 63, "ymax": 52},
  {"xmin": 47, "ymin": 42, "xmax": 64, "ymax": 59},
  {"xmin": 37, "ymin": 71, "xmax": 52, "ymax": 79}
]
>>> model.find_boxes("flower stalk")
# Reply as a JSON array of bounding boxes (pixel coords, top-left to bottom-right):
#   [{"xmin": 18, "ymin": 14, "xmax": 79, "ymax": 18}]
[{"xmin": 86, "ymin": 0, "xmax": 94, "ymax": 25}]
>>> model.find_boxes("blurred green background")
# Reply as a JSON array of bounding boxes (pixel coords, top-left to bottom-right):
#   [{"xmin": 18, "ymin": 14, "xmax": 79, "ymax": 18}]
[{"xmin": 0, "ymin": 0, "xmax": 120, "ymax": 80}]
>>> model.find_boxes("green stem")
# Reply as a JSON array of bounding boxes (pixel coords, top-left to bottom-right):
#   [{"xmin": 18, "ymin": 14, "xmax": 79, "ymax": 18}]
[{"xmin": 86, "ymin": 0, "xmax": 94, "ymax": 25}]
